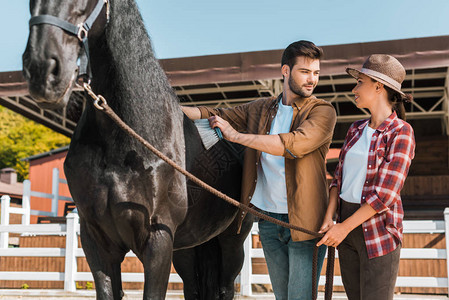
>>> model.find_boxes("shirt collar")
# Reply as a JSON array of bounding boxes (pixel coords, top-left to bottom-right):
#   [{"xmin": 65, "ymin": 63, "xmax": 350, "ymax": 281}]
[
  {"xmin": 278, "ymin": 94, "xmax": 314, "ymax": 108},
  {"xmin": 357, "ymin": 111, "xmax": 397, "ymax": 132}
]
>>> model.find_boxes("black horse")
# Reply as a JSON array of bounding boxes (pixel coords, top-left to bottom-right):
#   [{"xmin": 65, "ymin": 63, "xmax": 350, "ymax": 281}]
[{"xmin": 22, "ymin": 0, "xmax": 253, "ymax": 299}]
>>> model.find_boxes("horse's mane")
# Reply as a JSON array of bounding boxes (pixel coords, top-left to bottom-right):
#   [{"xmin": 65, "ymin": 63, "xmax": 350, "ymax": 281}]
[{"xmin": 102, "ymin": 0, "xmax": 181, "ymax": 133}]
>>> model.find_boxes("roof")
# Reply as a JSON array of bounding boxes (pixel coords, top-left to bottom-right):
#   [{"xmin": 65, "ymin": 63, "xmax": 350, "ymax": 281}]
[
  {"xmin": 0, "ymin": 181, "xmax": 23, "ymax": 198},
  {"xmin": 23, "ymin": 146, "xmax": 70, "ymax": 162},
  {"xmin": 159, "ymin": 35, "xmax": 449, "ymax": 86},
  {"xmin": 1, "ymin": 35, "xmax": 449, "ymax": 137},
  {"xmin": 2, "ymin": 35, "xmax": 449, "ymax": 94}
]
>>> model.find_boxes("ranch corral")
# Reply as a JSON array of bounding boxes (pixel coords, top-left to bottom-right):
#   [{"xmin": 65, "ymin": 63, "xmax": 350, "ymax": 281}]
[{"xmin": 1, "ymin": 32, "xmax": 449, "ymax": 297}]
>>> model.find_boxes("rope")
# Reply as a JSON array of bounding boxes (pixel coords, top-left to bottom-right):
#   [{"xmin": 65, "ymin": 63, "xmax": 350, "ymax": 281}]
[
  {"xmin": 312, "ymin": 246, "xmax": 318, "ymax": 300},
  {"xmin": 86, "ymin": 87, "xmax": 335, "ymax": 300}
]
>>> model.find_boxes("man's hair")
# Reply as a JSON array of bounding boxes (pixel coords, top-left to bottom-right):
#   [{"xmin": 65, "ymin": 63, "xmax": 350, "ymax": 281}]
[{"xmin": 281, "ymin": 40, "xmax": 323, "ymax": 69}]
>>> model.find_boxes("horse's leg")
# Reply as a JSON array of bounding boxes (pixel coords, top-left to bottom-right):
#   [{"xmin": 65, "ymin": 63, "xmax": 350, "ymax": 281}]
[
  {"xmin": 79, "ymin": 219, "xmax": 125, "ymax": 300},
  {"xmin": 217, "ymin": 214, "xmax": 254, "ymax": 300},
  {"xmin": 138, "ymin": 225, "xmax": 174, "ymax": 300},
  {"xmin": 173, "ymin": 248, "xmax": 200, "ymax": 300}
]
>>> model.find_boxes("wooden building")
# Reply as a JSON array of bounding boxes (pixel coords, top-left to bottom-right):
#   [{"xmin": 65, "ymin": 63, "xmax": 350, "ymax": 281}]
[{"xmin": 23, "ymin": 146, "xmax": 71, "ymax": 224}]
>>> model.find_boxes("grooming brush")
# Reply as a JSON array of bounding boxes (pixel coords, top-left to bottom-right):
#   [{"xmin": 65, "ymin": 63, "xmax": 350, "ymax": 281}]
[{"xmin": 194, "ymin": 119, "xmax": 224, "ymax": 150}]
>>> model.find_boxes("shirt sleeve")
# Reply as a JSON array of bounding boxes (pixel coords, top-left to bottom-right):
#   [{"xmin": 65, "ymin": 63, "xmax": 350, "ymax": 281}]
[
  {"xmin": 198, "ymin": 103, "xmax": 249, "ymax": 132},
  {"xmin": 365, "ymin": 123, "xmax": 416, "ymax": 213},
  {"xmin": 278, "ymin": 104, "xmax": 336, "ymax": 159}
]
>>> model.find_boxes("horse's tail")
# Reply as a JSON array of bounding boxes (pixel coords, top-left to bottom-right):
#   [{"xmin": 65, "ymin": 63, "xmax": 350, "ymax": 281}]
[{"xmin": 195, "ymin": 236, "xmax": 222, "ymax": 300}]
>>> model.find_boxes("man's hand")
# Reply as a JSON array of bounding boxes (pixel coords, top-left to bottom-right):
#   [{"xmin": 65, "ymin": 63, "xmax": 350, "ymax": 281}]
[
  {"xmin": 208, "ymin": 115, "xmax": 240, "ymax": 142},
  {"xmin": 318, "ymin": 217, "xmax": 334, "ymax": 234},
  {"xmin": 209, "ymin": 115, "xmax": 285, "ymax": 156}
]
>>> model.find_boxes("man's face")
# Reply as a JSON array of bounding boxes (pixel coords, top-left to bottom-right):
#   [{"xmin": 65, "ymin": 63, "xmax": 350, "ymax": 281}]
[{"xmin": 284, "ymin": 56, "xmax": 320, "ymax": 98}]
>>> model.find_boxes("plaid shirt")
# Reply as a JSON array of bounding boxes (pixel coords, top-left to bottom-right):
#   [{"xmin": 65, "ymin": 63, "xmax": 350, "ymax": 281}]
[{"xmin": 331, "ymin": 112, "xmax": 415, "ymax": 258}]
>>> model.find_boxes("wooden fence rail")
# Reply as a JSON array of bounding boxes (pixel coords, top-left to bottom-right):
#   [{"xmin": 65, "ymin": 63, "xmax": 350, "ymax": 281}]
[{"xmin": 0, "ymin": 194, "xmax": 448, "ymax": 296}]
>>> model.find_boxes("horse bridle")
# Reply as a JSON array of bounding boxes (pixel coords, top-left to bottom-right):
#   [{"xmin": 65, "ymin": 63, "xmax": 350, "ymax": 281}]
[{"xmin": 28, "ymin": 0, "xmax": 110, "ymax": 83}]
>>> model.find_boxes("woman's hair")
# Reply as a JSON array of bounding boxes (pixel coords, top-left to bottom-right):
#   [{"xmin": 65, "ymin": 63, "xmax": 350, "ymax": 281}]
[
  {"xmin": 369, "ymin": 78, "xmax": 412, "ymax": 120},
  {"xmin": 384, "ymin": 86, "xmax": 412, "ymax": 121}
]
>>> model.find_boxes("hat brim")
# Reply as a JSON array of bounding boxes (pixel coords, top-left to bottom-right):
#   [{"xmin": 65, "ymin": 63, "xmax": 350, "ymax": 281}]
[{"xmin": 346, "ymin": 67, "xmax": 405, "ymax": 97}]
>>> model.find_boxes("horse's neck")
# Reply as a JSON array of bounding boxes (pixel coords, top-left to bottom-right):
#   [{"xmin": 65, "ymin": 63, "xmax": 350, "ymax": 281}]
[{"xmin": 89, "ymin": 0, "xmax": 179, "ymax": 128}]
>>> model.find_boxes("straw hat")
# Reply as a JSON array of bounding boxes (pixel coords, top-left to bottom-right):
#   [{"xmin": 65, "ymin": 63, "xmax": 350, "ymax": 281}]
[{"xmin": 346, "ymin": 54, "xmax": 406, "ymax": 96}]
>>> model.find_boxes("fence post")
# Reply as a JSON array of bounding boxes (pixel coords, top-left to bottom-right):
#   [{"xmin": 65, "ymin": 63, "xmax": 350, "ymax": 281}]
[
  {"xmin": 52, "ymin": 168, "xmax": 60, "ymax": 217},
  {"xmin": 22, "ymin": 180, "xmax": 31, "ymax": 225},
  {"xmin": 64, "ymin": 212, "xmax": 79, "ymax": 292},
  {"xmin": 241, "ymin": 230, "xmax": 253, "ymax": 296},
  {"xmin": 444, "ymin": 208, "xmax": 449, "ymax": 297},
  {"xmin": 0, "ymin": 195, "xmax": 11, "ymax": 248}
]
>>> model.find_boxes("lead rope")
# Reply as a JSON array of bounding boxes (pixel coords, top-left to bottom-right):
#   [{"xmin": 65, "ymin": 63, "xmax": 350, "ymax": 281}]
[{"xmin": 83, "ymin": 83, "xmax": 335, "ymax": 300}]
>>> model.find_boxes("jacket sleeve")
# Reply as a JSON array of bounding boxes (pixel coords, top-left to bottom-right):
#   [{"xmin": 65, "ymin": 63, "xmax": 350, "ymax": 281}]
[
  {"xmin": 198, "ymin": 103, "xmax": 249, "ymax": 132},
  {"xmin": 365, "ymin": 123, "xmax": 416, "ymax": 213},
  {"xmin": 278, "ymin": 104, "xmax": 337, "ymax": 159}
]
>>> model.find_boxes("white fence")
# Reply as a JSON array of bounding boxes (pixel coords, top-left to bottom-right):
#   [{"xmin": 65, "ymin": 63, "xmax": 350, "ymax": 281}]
[
  {"xmin": 241, "ymin": 209, "xmax": 449, "ymax": 297},
  {"xmin": 0, "ymin": 168, "xmax": 72, "ymax": 248},
  {"xmin": 0, "ymin": 191, "xmax": 448, "ymax": 295},
  {"xmin": 0, "ymin": 208, "xmax": 182, "ymax": 291}
]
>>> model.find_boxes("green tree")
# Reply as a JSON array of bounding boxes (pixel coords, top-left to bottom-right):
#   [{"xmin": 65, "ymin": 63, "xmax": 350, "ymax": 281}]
[{"xmin": 0, "ymin": 105, "xmax": 70, "ymax": 181}]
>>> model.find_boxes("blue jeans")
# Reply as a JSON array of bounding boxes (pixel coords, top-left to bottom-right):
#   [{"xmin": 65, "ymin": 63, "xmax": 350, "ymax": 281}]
[{"xmin": 258, "ymin": 211, "xmax": 327, "ymax": 300}]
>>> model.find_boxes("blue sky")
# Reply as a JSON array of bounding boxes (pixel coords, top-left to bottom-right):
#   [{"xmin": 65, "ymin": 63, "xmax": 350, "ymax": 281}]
[{"xmin": 1, "ymin": 0, "xmax": 449, "ymax": 72}]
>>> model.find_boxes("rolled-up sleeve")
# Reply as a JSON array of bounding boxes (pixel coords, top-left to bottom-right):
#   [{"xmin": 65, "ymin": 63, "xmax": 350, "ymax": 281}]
[
  {"xmin": 278, "ymin": 104, "xmax": 336, "ymax": 159},
  {"xmin": 365, "ymin": 124, "xmax": 415, "ymax": 213}
]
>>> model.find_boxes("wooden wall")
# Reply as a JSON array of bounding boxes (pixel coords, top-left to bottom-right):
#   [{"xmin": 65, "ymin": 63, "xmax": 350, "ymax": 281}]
[
  {"xmin": 252, "ymin": 233, "xmax": 447, "ymax": 295},
  {"xmin": 0, "ymin": 235, "xmax": 182, "ymax": 291},
  {"xmin": 28, "ymin": 150, "xmax": 71, "ymax": 223},
  {"xmin": 408, "ymin": 136, "xmax": 449, "ymax": 176},
  {"xmin": 402, "ymin": 175, "xmax": 449, "ymax": 196},
  {"xmin": 0, "ymin": 234, "xmax": 446, "ymax": 295}
]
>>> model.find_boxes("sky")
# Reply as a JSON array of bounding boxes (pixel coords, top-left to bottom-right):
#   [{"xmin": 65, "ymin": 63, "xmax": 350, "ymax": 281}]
[{"xmin": 1, "ymin": 0, "xmax": 449, "ymax": 72}]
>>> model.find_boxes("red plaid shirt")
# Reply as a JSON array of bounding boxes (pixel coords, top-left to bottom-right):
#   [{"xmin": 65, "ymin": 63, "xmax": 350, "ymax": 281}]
[{"xmin": 331, "ymin": 111, "xmax": 415, "ymax": 258}]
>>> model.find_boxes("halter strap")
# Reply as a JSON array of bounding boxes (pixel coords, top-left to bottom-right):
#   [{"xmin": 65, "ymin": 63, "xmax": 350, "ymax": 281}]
[{"xmin": 29, "ymin": 0, "xmax": 109, "ymax": 82}]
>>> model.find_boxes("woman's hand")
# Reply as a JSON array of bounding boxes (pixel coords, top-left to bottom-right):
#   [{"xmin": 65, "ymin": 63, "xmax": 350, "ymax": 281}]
[
  {"xmin": 208, "ymin": 116, "xmax": 240, "ymax": 142},
  {"xmin": 316, "ymin": 223, "xmax": 350, "ymax": 248}
]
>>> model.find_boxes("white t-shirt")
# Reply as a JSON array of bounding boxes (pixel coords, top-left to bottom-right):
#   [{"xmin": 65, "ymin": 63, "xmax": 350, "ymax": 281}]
[
  {"xmin": 250, "ymin": 99, "xmax": 294, "ymax": 213},
  {"xmin": 340, "ymin": 125, "xmax": 376, "ymax": 204}
]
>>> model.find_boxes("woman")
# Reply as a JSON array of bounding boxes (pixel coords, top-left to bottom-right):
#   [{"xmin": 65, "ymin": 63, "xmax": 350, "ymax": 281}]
[{"xmin": 317, "ymin": 54, "xmax": 415, "ymax": 300}]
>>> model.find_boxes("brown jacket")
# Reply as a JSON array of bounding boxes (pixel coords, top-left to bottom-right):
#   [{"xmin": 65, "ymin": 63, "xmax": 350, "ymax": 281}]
[{"xmin": 198, "ymin": 94, "xmax": 337, "ymax": 241}]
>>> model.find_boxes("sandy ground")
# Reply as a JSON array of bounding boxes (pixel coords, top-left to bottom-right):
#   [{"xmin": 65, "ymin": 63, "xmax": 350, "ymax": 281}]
[{"xmin": 0, "ymin": 289, "xmax": 447, "ymax": 300}]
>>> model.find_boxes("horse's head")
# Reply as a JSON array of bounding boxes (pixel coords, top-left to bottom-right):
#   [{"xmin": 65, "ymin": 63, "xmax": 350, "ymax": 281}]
[{"xmin": 22, "ymin": 0, "xmax": 108, "ymax": 109}]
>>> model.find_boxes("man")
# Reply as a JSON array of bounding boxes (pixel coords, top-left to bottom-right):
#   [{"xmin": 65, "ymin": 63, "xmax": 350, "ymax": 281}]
[{"xmin": 182, "ymin": 40, "xmax": 336, "ymax": 300}]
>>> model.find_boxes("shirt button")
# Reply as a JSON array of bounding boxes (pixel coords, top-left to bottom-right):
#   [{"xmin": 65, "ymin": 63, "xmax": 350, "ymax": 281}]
[
  {"xmin": 368, "ymin": 165, "xmax": 371, "ymax": 168},
  {"xmin": 364, "ymin": 229, "xmax": 368, "ymax": 232},
  {"xmin": 365, "ymin": 180, "xmax": 368, "ymax": 183},
  {"xmin": 249, "ymin": 196, "xmax": 252, "ymax": 200},
  {"xmin": 266, "ymin": 131, "xmax": 269, "ymax": 134},
  {"xmin": 362, "ymin": 196, "xmax": 366, "ymax": 199}
]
